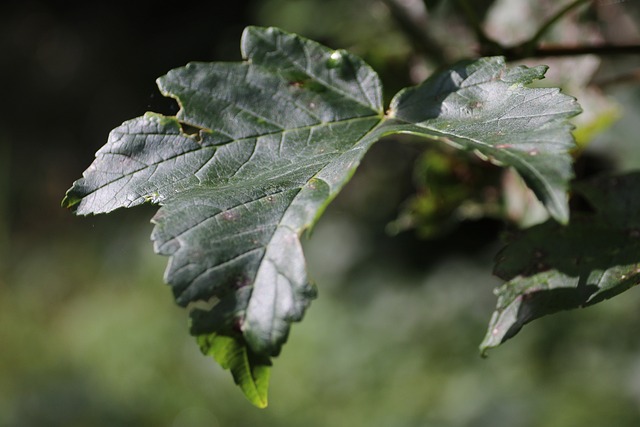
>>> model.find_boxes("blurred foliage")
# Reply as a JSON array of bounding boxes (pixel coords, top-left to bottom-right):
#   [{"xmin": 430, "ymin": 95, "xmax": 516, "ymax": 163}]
[
  {"xmin": 2, "ymin": 0, "xmax": 640, "ymax": 425},
  {"xmin": 389, "ymin": 148, "xmax": 502, "ymax": 238}
]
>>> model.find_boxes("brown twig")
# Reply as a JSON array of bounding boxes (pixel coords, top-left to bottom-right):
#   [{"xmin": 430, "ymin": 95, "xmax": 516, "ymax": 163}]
[
  {"xmin": 592, "ymin": 68, "xmax": 640, "ymax": 88},
  {"xmin": 503, "ymin": 44, "xmax": 640, "ymax": 60}
]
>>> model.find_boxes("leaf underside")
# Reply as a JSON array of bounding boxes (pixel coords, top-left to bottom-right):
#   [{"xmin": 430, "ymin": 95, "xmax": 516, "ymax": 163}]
[
  {"xmin": 63, "ymin": 26, "xmax": 580, "ymax": 405},
  {"xmin": 481, "ymin": 172, "xmax": 640, "ymax": 355}
]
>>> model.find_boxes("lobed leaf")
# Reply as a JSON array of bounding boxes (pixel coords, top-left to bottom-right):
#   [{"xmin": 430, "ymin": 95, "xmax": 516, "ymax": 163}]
[
  {"xmin": 63, "ymin": 26, "xmax": 386, "ymax": 404},
  {"xmin": 481, "ymin": 172, "xmax": 640, "ymax": 354},
  {"xmin": 63, "ymin": 26, "xmax": 581, "ymax": 405}
]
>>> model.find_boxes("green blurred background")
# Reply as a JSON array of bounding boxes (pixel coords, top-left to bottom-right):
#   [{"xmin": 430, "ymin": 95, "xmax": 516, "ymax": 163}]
[{"xmin": 2, "ymin": 0, "xmax": 640, "ymax": 425}]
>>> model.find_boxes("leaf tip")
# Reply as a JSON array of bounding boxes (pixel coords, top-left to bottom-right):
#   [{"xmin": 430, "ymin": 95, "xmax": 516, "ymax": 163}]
[
  {"xmin": 479, "ymin": 346, "xmax": 490, "ymax": 359},
  {"xmin": 478, "ymin": 331, "xmax": 500, "ymax": 357},
  {"xmin": 197, "ymin": 333, "xmax": 272, "ymax": 408},
  {"xmin": 61, "ymin": 194, "xmax": 80, "ymax": 210},
  {"xmin": 61, "ymin": 185, "xmax": 84, "ymax": 212},
  {"xmin": 548, "ymin": 196, "xmax": 571, "ymax": 225}
]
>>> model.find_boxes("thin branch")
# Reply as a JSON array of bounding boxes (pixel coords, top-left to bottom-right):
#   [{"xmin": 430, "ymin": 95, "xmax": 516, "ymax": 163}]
[
  {"xmin": 527, "ymin": 0, "xmax": 592, "ymax": 49},
  {"xmin": 386, "ymin": 0, "xmax": 640, "ymax": 65},
  {"xmin": 460, "ymin": 0, "xmax": 601, "ymax": 59},
  {"xmin": 593, "ymin": 69, "xmax": 640, "ymax": 88},
  {"xmin": 504, "ymin": 43, "xmax": 640, "ymax": 60}
]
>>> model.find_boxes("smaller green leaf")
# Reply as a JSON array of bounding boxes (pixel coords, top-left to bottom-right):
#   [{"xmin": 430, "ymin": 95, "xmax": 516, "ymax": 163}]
[
  {"xmin": 481, "ymin": 172, "xmax": 640, "ymax": 354},
  {"xmin": 197, "ymin": 334, "xmax": 272, "ymax": 408},
  {"xmin": 384, "ymin": 57, "xmax": 581, "ymax": 223}
]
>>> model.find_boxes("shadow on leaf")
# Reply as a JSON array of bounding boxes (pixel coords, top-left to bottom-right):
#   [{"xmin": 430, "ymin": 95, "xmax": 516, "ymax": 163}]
[{"xmin": 481, "ymin": 171, "xmax": 640, "ymax": 354}]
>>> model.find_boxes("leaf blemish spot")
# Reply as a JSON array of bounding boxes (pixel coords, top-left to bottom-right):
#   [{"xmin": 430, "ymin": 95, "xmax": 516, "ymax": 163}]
[
  {"xmin": 221, "ymin": 210, "xmax": 238, "ymax": 221},
  {"xmin": 235, "ymin": 275, "xmax": 251, "ymax": 289}
]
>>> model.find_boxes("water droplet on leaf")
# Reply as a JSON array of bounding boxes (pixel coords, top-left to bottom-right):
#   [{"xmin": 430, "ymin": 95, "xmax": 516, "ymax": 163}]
[{"xmin": 326, "ymin": 50, "xmax": 344, "ymax": 69}]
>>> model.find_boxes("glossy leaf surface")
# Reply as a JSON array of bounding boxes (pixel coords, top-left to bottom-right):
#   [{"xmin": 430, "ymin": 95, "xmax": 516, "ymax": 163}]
[{"xmin": 63, "ymin": 26, "xmax": 580, "ymax": 405}]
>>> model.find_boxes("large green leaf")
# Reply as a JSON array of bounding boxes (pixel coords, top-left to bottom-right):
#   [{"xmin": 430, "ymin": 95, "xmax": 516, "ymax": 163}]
[
  {"xmin": 63, "ymin": 26, "xmax": 579, "ymax": 405},
  {"xmin": 481, "ymin": 172, "xmax": 640, "ymax": 355},
  {"xmin": 63, "ymin": 27, "xmax": 386, "ymax": 405}
]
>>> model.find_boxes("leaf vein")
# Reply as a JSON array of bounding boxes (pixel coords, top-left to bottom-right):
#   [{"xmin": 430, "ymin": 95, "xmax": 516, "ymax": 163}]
[{"xmin": 249, "ymin": 29, "xmax": 379, "ymax": 113}]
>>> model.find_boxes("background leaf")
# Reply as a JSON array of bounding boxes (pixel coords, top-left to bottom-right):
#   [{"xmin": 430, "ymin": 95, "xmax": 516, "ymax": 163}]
[
  {"xmin": 481, "ymin": 172, "xmax": 640, "ymax": 354},
  {"xmin": 384, "ymin": 57, "xmax": 581, "ymax": 223}
]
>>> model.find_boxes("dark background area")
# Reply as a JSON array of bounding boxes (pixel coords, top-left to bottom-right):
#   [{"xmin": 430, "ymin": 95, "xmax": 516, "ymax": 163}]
[
  {"xmin": 1, "ymin": 0, "xmax": 252, "ymax": 235},
  {"xmin": 2, "ymin": 1, "xmax": 640, "ymax": 426}
]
